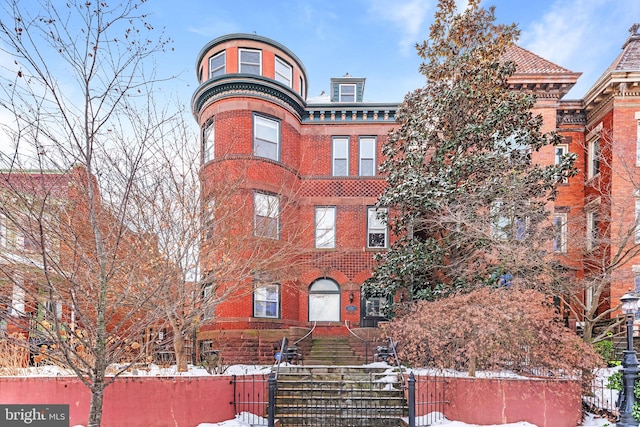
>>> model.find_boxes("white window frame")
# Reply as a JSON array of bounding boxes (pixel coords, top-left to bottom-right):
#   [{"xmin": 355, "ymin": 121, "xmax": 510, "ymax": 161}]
[
  {"xmin": 553, "ymin": 213, "xmax": 567, "ymax": 253},
  {"xmin": 636, "ymin": 198, "xmax": 640, "ymax": 244},
  {"xmin": 209, "ymin": 51, "xmax": 226, "ymax": 78},
  {"xmin": 332, "ymin": 137, "xmax": 349, "ymax": 176},
  {"xmin": 586, "ymin": 208, "xmax": 599, "ymax": 251},
  {"xmin": 10, "ymin": 284, "xmax": 25, "ymax": 317},
  {"xmin": 202, "ymin": 119, "xmax": 214, "ymax": 163},
  {"xmin": 239, "ymin": 48, "xmax": 262, "ymax": 75},
  {"xmin": 339, "ymin": 84, "xmax": 356, "ymax": 102},
  {"xmin": 204, "ymin": 198, "xmax": 215, "ymax": 239},
  {"xmin": 554, "ymin": 144, "xmax": 569, "ymax": 184},
  {"xmin": 491, "ymin": 200, "xmax": 527, "ymax": 241},
  {"xmin": 359, "ymin": 137, "xmax": 376, "ymax": 176},
  {"xmin": 587, "ymin": 138, "xmax": 600, "ymax": 180},
  {"xmin": 202, "ymin": 283, "xmax": 215, "ymax": 320},
  {"xmin": 253, "ymin": 283, "xmax": 280, "ymax": 318},
  {"xmin": 635, "ymin": 112, "xmax": 640, "ymax": 166},
  {"xmin": 299, "ymin": 76, "xmax": 304, "ymax": 97},
  {"xmin": 274, "ymin": 57, "xmax": 292, "ymax": 88},
  {"xmin": 367, "ymin": 207, "xmax": 388, "ymax": 249},
  {"xmin": 315, "ymin": 207, "xmax": 336, "ymax": 249},
  {"xmin": 253, "ymin": 115, "xmax": 280, "ymax": 161},
  {"xmin": 254, "ymin": 192, "xmax": 280, "ymax": 239}
]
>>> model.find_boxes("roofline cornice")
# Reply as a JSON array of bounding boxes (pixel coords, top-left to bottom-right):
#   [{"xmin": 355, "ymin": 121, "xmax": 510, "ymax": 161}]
[
  {"xmin": 192, "ymin": 76, "xmax": 399, "ymax": 124},
  {"xmin": 192, "ymin": 75, "xmax": 307, "ymax": 120},
  {"xmin": 584, "ymin": 71, "xmax": 640, "ymax": 106}
]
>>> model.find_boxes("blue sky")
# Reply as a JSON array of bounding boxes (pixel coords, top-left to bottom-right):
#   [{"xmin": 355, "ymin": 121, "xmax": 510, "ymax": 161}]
[
  {"xmin": 1, "ymin": 0, "xmax": 639, "ymax": 134},
  {"xmin": 143, "ymin": 0, "xmax": 640, "ymax": 105}
]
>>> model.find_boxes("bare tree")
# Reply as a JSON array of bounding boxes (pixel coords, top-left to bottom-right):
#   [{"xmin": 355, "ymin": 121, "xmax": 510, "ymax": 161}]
[
  {"xmin": 558, "ymin": 126, "xmax": 640, "ymax": 343},
  {"xmin": 127, "ymin": 119, "xmax": 317, "ymax": 372},
  {"xmin": 0, "ymin": 1, "xmax": 172, "ymax": 425}
]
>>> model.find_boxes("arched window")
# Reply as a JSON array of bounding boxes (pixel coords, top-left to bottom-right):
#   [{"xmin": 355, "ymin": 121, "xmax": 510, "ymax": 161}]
[{"xmin": 308, "ymin": 279, "xmax": 340, "ymax": 322}]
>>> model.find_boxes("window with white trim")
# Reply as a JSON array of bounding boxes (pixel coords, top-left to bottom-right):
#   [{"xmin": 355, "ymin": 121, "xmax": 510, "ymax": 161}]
[
  {"xmin": 9, "ymin": 284, "xmax": 24, "ymax": 317},
  {"xmin": 339, "ymin": 84, "xmax": 355, "ymax": 102},
  {"xmin": 636, "ymin": 199, "xmax": 640, "ymax": 244},
  {"xmin": 239, "ymin": 48, "xmax": 261, "ymax": 75},
  {"xmin": 254, "ymin": 115, "xmax": 280, "ymax": 161},
  {"xmin": 253, "ymin": 283, "xmax": 280, "ymax": 318},
  {"xmin": 553, "ymin": 213, "xmax": 567, "ymax": 253},
  {"xmin": 204, "ymin": 198, "xmax": 215, "ymax": 239},
  {"xmin": 254, "ymin": 192, "xmax": 279, "ymax": 239},
  {"xmin": 367, "ymin": 207, "xmax": 388, "ymax": 248},
  {"xmin": 202, "ymin": 283, "xmax": 215, "ymax": 319},
  {"xmin": 209, "ymin": 51, "xmax": 225, "ymax": 78},
  {"xmin": 587, "ymin": 138, "xmax": 600, "ymax": 179},
  {"xmin": 491, "ymin": 201, "xmax": 527, "ymax": 240},
  {"xmin": 202, "ymin": 119, "xmax": 214, "ymax": 163},
  {"xmin": 315, "ymin": 207, "xmax": 336, "ymax": 249},
  {"xmin": 586, "ymin": 209, "xmax": 599, "ymax": 251},
  {"xmin": 554, "ymin": 144, "xmax": 568, "ymax": 184},
  {"xmin": 636, "ymin": 112, "xmax": 640, "ymax": 166},
  {"xmin": 275, "ymin": 57, "xmax": 292, "ymax": 88},
  {"xmin": 332, "ymin": 137, "xmax": 349, "ymax": 176},
  {"xmin": 359, "ymin": 137, "xmax": 376, "ymax": 176}
]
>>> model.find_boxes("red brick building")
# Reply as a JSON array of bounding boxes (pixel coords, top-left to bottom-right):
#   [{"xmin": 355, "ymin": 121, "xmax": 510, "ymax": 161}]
[{"xmin": 192, "ymin": 26, "xmax": 640, "ymax": 359}]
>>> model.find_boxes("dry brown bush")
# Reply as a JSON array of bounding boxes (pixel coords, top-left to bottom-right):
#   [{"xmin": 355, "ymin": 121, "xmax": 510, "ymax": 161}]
[
  {"xmin": 0, "ymin": 333, "xmax": 29, "ymax": 374},
  {"xmin": 385, "ymin": 287, "xmax": 602, "ymax": 380}
]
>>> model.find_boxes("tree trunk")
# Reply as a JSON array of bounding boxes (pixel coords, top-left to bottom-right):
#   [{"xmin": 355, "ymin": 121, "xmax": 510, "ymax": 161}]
[
  {"xmin": 87, "ymin": 382, "xmax": 104, "ymax": 427},
  {"xmin": 172, "ymin": 324, "xmax": 188, "ymax": 372}
]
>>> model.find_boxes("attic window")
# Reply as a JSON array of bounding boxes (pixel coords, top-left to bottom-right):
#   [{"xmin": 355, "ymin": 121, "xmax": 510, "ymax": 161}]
[{"xmin": 339, "ymin": 84, "xmax": 355, "ymax": 102}]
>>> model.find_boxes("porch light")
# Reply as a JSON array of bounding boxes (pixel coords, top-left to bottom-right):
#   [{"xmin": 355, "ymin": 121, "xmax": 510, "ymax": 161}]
[{"xmin": 618, "ymin": 290, "xmax": 639, "ymax": 427}]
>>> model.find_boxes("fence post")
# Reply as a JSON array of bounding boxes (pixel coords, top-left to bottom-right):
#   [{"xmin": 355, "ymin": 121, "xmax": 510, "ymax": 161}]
[
  {"xmin": 268, "ymin": 372, "xmax": 276, "ymax": 427},
  {"xmin": 408, "ymin": 372, "xmax": 415, "ymax": 427}
]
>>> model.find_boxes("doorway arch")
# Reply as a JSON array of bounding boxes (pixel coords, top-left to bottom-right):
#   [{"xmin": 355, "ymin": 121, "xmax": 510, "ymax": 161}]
[{"xmin": 308, "ymin": 278, "xmax": 340, "ymax": 322}]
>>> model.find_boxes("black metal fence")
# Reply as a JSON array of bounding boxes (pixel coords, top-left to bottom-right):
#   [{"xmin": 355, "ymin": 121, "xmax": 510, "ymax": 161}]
[
  {"xmin": 412, "ymin": 374, "xmax": 448, "ymax": 426},
  {"xmin": 232, "ymin": 374, "xmax": 270, "ymax": 425},
  {"xmin": 584, "ymin": 371, "xmax": 619, "ymax": 418},
  {"xmin": 232, "ymin": 372, "xmax": 447, "ymax": 427}
]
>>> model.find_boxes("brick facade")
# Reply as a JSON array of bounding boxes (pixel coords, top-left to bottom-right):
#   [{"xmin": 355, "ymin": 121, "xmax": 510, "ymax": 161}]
[{"xmin": 192, "ymin": 27, "xmax": 640, "ymax": 351}]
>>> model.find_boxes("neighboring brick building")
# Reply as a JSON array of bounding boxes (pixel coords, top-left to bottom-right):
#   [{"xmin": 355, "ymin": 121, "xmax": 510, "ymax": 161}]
[{"xmin": 192, "ymin": 26, "xmax": 640, "ymax": 359}]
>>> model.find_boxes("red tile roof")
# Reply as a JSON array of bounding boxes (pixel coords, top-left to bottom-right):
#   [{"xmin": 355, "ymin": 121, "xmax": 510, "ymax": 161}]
[{"xmin": 503, "ymin": 45, "xmax": 575, "ymax": 75}]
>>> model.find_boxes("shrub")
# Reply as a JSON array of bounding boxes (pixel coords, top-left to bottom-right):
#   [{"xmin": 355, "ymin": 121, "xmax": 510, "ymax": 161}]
[{"xmin": 384, "ymin": 287, "xmax": 601, "ymax": 380}]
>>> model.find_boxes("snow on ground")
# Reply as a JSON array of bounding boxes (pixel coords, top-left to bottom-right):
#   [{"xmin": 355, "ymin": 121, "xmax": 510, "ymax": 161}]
[
  {"xmin": 195, "ymin": 411, "xmax": 612, "ymax": 427},
  {"xmin": 16, "ymin": 363, "xmax": 617, "ymax": 427},
  {"xmin": 4, "ymin": 363, "xmax": 273, "ymax": 377}
]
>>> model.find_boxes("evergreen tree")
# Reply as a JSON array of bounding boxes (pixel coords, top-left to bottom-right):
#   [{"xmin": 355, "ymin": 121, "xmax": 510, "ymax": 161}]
[{"xmin": 367, "ymin": 0, "xmax": 575, "ymax": 311}]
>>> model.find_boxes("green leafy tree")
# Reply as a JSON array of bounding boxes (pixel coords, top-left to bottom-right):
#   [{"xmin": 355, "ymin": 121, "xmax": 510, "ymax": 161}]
[{"xmin": 367, "ymin": 0, "xmax": 575, "ymax": 310}]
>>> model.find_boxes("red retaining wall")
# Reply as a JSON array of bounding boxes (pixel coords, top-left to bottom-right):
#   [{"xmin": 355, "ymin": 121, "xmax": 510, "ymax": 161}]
[
  {"xmin": 414, "ymin": 375, "xmax": 582, "ymax": 427},
  {"xmin": 0, "ymin": 374, "xmax": 582, "ymax": 427},
  {"xmin": 0, "ymin": 376, "xmax": 236, "ymax": 427}
]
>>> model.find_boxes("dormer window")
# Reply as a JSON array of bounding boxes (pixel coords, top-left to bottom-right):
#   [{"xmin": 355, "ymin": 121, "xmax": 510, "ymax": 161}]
[
  {"xmin": 339, "ymin": 84, "xmax": 355, "ymax": 102},
  {"xmin": 209, "ymin": 51, "xmax": 225, "ymax": 78},
  {"xmin": 330, "ymin": 77, "xmax": 365, "ymax": 102},
  {"xmin": 239, "ymin": 48, "xmax": 262, "ymax": 75}
]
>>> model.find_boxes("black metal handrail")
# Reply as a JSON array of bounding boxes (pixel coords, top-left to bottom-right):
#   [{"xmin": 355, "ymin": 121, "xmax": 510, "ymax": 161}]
[
  {"xmin": 274, "ymin": 336, "xmax": 288, "ymax": 380},
  {"xmin": 293, "ymin": 320, "xmax": 316, "ymax": 346},
  {"xmin": 389, "ymin": 337, "xmax": 405, "ymax": 388},
  {"xmin": 344, "ymin": 319, "xmax": 371, "ymax": 364}
]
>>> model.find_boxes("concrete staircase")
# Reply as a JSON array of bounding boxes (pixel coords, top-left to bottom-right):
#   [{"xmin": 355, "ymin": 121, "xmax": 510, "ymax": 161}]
[
  {"xmin": 303, "ymin": 336, "xmax": 363, "ymax": 365},
  {"xmin": 274, "ymin": 365, "xmax": 407, "ymax": 427}
]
